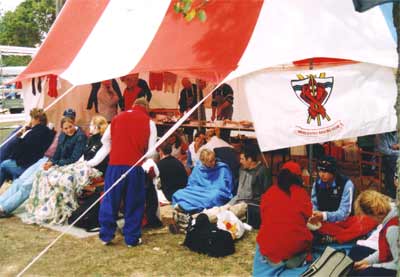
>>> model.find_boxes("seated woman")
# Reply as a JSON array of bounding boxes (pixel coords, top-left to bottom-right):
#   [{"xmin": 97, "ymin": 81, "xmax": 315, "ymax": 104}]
[
  {"xmin": 253, "ymin": 161, "xmax": 313, "ymax": 276},
  {"xmin": 0, "ymin": 109, "xmax": 55, "ymax": 217},
  {"xmin": 349, "ymin": 190, "xmax": 398, "ymax": 276},
  {"xmin": 0, "ymin": 108, "xmax": 54, "ymax": 187},
  {"xmin": 83, "ymin": 115, "xmax": 109, "ymax": 174},
  {"xmin": 0, "ymin": 115, "xmax": 82, "ymax": 218},
  {"xmin": 22, "ymin": 116, "xmax": 99, "ymax": 225},
  {"xmin": 186, "ymin": 131, "xmax": 205, "ymax": 171},
  {"xmin": 172, "ymin": 148, "xmax": 233, "ymax": 213},
  {"xmin": 166, "ymin": 131, "xmax": 188, "ymax": 162},
  {"xmin": 41, "ymin": 117, "xmax": 87, "ymax": 170}
]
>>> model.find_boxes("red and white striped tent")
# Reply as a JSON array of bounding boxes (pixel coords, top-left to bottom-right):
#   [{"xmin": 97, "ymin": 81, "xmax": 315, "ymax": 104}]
[{"xmin": 14, "ymin": 0, "xmax": 398, "ymax": 151}]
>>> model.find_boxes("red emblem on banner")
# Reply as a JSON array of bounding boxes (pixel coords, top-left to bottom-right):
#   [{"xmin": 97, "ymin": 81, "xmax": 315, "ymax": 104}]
[{"xmin": 291, "ymin": 73, "xmax": 333, "ymax": 126}]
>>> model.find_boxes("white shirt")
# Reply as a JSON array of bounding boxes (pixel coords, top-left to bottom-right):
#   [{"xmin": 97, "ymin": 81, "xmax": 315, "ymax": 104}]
[{"xmin": 87, "ymin": 119, "xmax": 157, "ymax": 167}]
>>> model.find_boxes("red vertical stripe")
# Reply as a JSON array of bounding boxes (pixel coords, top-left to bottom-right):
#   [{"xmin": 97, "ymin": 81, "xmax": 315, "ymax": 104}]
[
  {"xmin": 16, "ymin": 0, "xmax": 110, "ymax": 81},
  {"xmin": 133, "ymin": 0, "xmax": 263, "ymax": 82}
]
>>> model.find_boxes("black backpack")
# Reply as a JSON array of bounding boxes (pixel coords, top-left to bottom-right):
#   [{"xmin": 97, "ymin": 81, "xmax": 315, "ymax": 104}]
[
  {"xmin": 183, "ymin": 213, "xmax": 235, "ymax": 257},
  {"xmin": 68, "ymin": 192, "xmax": 101, "ymax": 232}
]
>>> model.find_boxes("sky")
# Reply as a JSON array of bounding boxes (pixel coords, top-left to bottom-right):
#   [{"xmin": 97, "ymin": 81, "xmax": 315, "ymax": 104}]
[{"xmin": 0, "ymin": 0, "xmax": 24, "ymax": 15}]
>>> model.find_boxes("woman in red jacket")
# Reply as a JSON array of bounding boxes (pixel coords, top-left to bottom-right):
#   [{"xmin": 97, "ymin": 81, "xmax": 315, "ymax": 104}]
[{"xmin": 253, "ymin": 161, "xmax": 313, "ymax": 276}]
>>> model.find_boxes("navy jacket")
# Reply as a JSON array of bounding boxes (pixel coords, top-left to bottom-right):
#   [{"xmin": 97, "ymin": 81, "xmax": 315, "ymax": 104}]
[
  {"xmin": 51, "ymin": 127, "xmax": 87, "ymax": 166},
  {"xmin": 11, "ymin": 124, "xmax": 55, "ymax": 168}
]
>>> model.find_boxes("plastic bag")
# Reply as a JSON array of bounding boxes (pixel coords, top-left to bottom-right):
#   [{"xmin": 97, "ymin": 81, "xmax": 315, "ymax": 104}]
[{"xmin": 216, "ymin": 210, "xmax": 252, "ymax": 240}]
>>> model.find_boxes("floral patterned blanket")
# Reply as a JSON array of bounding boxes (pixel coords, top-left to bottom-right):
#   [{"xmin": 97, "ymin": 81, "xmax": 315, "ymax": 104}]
[{"xmin": 23, "ymin": 161, "xmax": 102, "ymax": 225}]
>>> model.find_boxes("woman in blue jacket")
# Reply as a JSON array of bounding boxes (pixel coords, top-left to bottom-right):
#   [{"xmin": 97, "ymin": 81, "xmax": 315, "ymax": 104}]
[{"xmin": 42, "ymin": 117, "xmax": 87, "ymax": 170}]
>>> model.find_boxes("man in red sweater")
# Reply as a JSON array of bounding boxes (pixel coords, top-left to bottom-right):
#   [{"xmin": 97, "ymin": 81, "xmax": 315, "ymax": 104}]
[
  {"xmin": 121, "ymin": 73, "xmax": 152, "ymax": 110},
  {"xmin": 98, "ymin": 98, "xmax": 157, "ymax": 247}
]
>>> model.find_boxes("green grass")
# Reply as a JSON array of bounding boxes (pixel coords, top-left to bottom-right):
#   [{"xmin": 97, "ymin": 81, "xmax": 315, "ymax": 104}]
[
  {"xmin": 0, "ymin": 216, "xmax": 257, "ymax": 276},
  {"xmin": 0, "ymin": 121, "xmax": 23, "ymax": 143}
]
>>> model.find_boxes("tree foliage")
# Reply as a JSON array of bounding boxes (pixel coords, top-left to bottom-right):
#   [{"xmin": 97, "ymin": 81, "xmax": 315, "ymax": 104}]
[
  {"xmin": 1, "ymin": 56, "xmax": 32, "ymax": 66},
  {"xmin": 0, "ymin": 0, "xmax": 55, "ymax": 47},
  {"xmin": 174, "ymin": 0, "xmax": 209, "ymax": 22}
]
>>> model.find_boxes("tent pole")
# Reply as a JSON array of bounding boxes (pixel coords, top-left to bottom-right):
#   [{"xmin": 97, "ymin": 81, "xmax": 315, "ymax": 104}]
[
  {"xmin": 42, "ymin": 84, "xmax": 76, "ymax": 112},
  {"xmin": 308, "ymin": 145, "xmax": 313, "ymax": 186},
  {"xmin": 308, "ymin": 58, "xmax": 314, "ymax": 186},
  {"xmin": 392, "ymin": 4, "xmax": 399, "ymax": 275}
]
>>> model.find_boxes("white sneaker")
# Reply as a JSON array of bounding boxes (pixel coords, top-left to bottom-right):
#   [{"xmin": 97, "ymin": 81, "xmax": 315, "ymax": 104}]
[
  {"xmin": 0, "ymin": 206, "xmax": 9, "ymax": 218},
  {"xmin": 101, "ymin": 240, "xmax": 111, "ymax": 246},
  {"xmin": 127, "ymin": 238, "xmax": 142, "ymax": 248}
]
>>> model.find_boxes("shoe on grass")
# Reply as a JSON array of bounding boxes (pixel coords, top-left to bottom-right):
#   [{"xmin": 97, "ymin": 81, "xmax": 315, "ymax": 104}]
[
  {"xmin": 127, "ymin": 238, "xmax": 142, "ymax": 248},
  {"xmin": 143, "ymin": 220, "xmax": 163, "ymax": 229},
  {"xmin": 101, "ymin": 240, "xmax": 112, "ymax": 246},
  {"xmin": 0, "ymin": 207, "xmax": 11, "ymax": 218}
]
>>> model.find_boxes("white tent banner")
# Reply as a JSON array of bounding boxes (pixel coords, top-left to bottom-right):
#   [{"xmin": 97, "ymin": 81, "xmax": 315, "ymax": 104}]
[{"xmin": 244, "ymin": 63, "xmax": 397, "ymax": 152}]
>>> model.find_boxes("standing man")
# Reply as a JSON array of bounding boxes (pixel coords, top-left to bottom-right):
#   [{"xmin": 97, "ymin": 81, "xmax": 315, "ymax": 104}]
[
  {"xmin": 97, "ymin": 80, "xmax": 120, "ymax": 122},
  {"xmin": 98, "ymin": 98, "xmax": 157, "ymax": 247},
  {"xmin": 211, "ymin": 83, "xmax": 234, "ymax": 142},
  {"xmin": 211, "ymin": 83, "xmax": 234, "ymax": 122},
  {"xmin": 178, "ymin": 78, "xmax": 206, "ymax": 120},
  {"xmin": 121, "ymin": 73, "xmax": 152, "ymax": 110},
  {"xmin": 178, "ymin": 78, "xmax": 197, "ymax": 118},
  {"xmin": 178, "ymin": 78, "xmax": 205, "ymax": 142},
  {"xmin": 376, "ymin": 131, "xmax": 399, "ymax": 198}
]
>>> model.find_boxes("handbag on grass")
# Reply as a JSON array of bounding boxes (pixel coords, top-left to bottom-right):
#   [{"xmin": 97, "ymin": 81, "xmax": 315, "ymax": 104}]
[
  {"xmin": 246, "ymin": 203, "xmax": 261, "ymax": 229},
  {"xmin": 301, "ymin": 246, "xmax": 354, "ymax": 277}
]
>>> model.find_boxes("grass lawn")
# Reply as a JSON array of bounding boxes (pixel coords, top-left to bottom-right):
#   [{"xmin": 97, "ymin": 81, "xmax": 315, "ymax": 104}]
[
  {"xmin": 0, "ymin": 120, "xmax": 23, "ymax": 143},
  {"xmin": 0, "ymin": 120, "xmax": 257, "ymax": 276},
  {"xmin": 0, "ymin": 215, "xmax": 257, "ymax": 276}
]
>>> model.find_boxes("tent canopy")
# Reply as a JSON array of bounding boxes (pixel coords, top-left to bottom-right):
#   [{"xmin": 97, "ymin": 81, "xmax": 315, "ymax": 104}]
[
  {"xmin": 14, "ymin": 0, "xmax": 398, "ymax": 152},
  {"xmin": 15, "ymin": 0, "xmax": 397, "ymax": 86}
]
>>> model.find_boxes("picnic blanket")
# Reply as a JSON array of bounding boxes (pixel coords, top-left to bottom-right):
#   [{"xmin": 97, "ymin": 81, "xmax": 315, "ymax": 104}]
[{"xmin": 22, "ymin": 161, "xmax": 101, "ymax": 225}]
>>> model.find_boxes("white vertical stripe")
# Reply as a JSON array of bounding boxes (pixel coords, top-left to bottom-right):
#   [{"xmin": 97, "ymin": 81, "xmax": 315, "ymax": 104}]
[
  {"xmin": 60, "ymin": 0, "xmax": 170, "ymax": 85},
  {"xmin": 227, "ymin": 0, "xmax": 397, "ymax": 81}
]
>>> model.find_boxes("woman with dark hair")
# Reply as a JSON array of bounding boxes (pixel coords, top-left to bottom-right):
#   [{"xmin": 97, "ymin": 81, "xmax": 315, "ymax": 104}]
[
  {"xmin": 253, "ymin": 161, "xmax": 313, "ymax": 276},
  {"xmin": 166, "ymin": 131, "xmax": 188, "ymax": 161}
]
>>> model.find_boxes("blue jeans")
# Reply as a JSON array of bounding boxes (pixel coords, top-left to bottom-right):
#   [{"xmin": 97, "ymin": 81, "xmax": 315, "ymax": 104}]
[
  {"xmin": 252, "ymin": 244, "xmax": 309, "ymax": 277},
  {"xmin": 0, "ymin": 159, "xmax": 26, "ymax": 187},
  {"xmin": 0, "ymin": 158, "xmax": 47, "ymax": 213}
]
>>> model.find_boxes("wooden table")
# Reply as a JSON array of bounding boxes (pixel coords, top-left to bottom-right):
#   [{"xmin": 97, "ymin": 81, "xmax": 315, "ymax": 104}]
[{"xmin": 155, "ymin": 120, "xmax": 255, "ymax": 132}]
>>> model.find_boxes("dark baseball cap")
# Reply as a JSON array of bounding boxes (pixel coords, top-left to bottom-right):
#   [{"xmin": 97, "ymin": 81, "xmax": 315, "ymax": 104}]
[
  {"xmin": 317, "ymin": 156, "xmax": 337, "ymax": 174},
  {"xmin": 63, "ymin": 108, "xmax": 76, "ymax": 119}
]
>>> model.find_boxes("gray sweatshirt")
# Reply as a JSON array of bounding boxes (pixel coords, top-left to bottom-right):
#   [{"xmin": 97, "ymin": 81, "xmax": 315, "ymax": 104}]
[{"xmin": 365, "ymin": 206, "xmax": 398, "ymax": 270}]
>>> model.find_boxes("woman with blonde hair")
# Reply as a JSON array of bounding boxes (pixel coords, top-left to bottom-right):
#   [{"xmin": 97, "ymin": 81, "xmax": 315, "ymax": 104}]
[
  {"xmin": 349, "ymin": 190, "xmax": 397, "ymax": 276},
  {"xmin": 172, "ymin": 148, "xmax": 233, "ymax": 213},
  {"xmin": 84, "ymin": 115, "xmax": 108, "ymax": 173}
]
